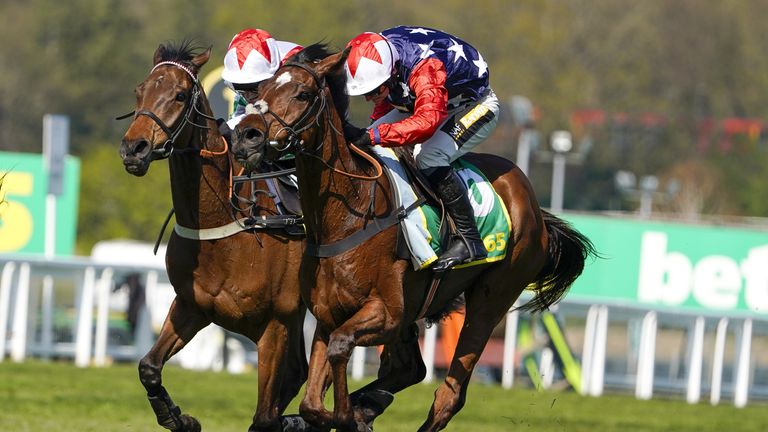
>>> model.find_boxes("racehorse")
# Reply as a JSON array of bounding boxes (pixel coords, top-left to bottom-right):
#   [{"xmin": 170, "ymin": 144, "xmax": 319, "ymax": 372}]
[
  {"xmin": 232, "ymin": 45, "xmax": 595, "ymax": 432},
  {"xmin": 119, "ymin": 42, "xmax": 307, "ymax": 432}
]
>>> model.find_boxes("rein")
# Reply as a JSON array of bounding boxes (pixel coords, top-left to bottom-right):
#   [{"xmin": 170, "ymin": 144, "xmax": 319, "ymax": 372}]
[
  {"xmin": 259, "ymin": 62, "xmax": 410, "ymax": 256},
  {"xmin": 122, "ymin": 60, "xmax": 302, "ymax": 244},
  {"xmin": 255, "ymin": 61, "xmax": 384, "ymax": 181}
]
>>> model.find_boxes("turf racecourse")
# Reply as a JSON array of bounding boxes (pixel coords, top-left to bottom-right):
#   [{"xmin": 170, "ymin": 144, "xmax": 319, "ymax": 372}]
[{"xmin": 1, "ymin": 361, "xmax": 765, "ymax": 431}]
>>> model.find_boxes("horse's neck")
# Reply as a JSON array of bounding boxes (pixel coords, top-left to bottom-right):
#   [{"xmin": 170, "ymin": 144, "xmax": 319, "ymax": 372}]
[
  {"xmin": 297, "ymin": 126, "xmax": 387, "ymax": 244},
  {"xmin": 168, "ymin": 122, "xmax": 235, "ymax": 229}
]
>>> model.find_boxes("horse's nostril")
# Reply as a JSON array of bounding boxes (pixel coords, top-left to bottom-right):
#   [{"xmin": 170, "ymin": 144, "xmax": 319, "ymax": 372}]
[
  {"xmin": 134, "ymin": 139, "xmax": 149, "ymax": 155},
  {"xmin": 244, "ymin": 128, "xmax": 264, "ymax": 141}
]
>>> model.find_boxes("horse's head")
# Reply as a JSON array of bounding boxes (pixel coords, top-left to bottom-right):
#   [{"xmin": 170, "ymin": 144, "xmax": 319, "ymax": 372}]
[
  {"xmin": 232, "ymin": 44, "xmax": 349, "ymax": 171},
  {"xmin": 120, "ymin": 42, "xmax": 211, "ymax": 176}
]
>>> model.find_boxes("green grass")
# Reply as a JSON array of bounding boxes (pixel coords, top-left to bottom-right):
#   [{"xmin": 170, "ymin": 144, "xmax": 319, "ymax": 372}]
[{"xmin": 1, "ymin": 361, "xmax": 766, "ymax": 431}]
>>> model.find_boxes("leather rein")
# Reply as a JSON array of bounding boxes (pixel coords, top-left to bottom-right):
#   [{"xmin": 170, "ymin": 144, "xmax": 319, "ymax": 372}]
[
  {"xmin": 247, "ymin": 61, "xmax": 383, "ymax": 181},
  {"xmin": 249, "ymin": 61, "xmax": 422, "ymax": 258},
  {"xmin": 117, "ymin": 60, "xmax": 301, "ymax": 249}
]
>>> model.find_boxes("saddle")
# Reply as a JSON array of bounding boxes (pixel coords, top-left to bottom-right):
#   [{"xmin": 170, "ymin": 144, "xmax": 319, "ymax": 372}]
[{"xmin": 383, "ymin": 147, "xmax": 451, "ymax": 260}]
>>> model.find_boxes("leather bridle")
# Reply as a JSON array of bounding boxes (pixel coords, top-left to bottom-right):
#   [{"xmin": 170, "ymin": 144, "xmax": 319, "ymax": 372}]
[
  {"xmin": 239, "ymin": 61, "xmax": 329, "ymax": 155},
  {"xmin": 117, "ymin": 60, "xmax": 215, "ymax": 159},
  {"xmin": 243, "ymin": 62, "xmax": 383, "ymax": 181}
]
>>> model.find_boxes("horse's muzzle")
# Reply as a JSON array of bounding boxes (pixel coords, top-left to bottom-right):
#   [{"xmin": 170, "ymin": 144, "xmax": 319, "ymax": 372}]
[
  {"xmin": 120, "ymin": 138, "xmax": 153, "ymax": 176},
  {"xmin": 232, "ymin": 126, "xmax": 267, "ymax": 170}
]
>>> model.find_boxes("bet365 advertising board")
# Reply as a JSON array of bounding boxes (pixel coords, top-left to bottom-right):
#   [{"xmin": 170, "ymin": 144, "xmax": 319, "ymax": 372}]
[{"xmin": 564, "ymin": 214, "xmax": 768, "ymax": 317}]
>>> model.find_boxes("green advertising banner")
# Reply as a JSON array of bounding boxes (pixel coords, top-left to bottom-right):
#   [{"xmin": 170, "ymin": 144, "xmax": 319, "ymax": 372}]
[
  {"xmin": 564, "ymin": 214, "xmax": 768, "ymax": 317},
  {"xmin": 0, "ymin": 151, "xmax": 80, "ymax": 255}
]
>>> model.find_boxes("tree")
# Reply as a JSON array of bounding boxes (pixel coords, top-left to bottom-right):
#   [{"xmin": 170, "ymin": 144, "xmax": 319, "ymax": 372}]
[{"xmin": 4, "ymin": 0, "xmax": 768, "ymax": 254}]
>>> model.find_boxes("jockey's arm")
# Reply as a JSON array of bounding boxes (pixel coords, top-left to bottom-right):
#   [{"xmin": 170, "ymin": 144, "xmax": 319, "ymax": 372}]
[{"xmin": 368, "ymin": 58, "xmax": 449, "ymax": 147}]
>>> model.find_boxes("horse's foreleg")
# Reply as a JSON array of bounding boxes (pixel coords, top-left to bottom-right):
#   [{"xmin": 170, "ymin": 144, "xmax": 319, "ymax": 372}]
[
  {"xmin": 418, "ymin": 283, "xmax": 524, "ymax": 432},
  {"xmin": 327, "ymin": 301, "xmax": 394, "ymax": 432},
  {"xmin": 349, "ymin": 323, "xmax": 424, "ymax": 424},
  {"xmin": 139, "ymin": 298, "xmax": 209, "ymax": 432},
  {"xmin": 248, "ymin": 317, "xmax": 307, "ymax": 432},
  {"xmin": 279, "ymin": 307, "xmax": 309, "ymax": 411},
  {"xmin": 298, "ymin": 327, "xmax": 334, "ymax": 430}
]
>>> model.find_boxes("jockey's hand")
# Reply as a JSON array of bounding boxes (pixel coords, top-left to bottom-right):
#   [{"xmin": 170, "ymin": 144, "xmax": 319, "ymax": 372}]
[
  {"xmin": 216, "ymin": 118, "xmax": 232, "ymax": 142},
  {"xmin": 343, "ymin": 121, "xmax": 367, "ymax": 143},
  {"xmin": 353, "ymin": 130, "xmax": 372, "ymax": 147}
]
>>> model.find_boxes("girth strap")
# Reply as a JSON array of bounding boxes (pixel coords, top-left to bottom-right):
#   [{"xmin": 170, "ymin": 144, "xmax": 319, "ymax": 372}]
[
  {"xmin": 173, "ymin": 215, "xmax": 304, "ymax": 241},
  {"xmin": 305, "ymin": 199, "xmax": 424, "ymax": 258},
  {"xmin": 174, "ymin": 218, "xmax": 251, "ymax": 240}
]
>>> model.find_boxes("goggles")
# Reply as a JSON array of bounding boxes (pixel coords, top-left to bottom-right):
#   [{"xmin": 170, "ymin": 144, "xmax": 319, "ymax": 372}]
[
  {"xmin": 224, "ymin": 81, "xmax": 260, "ymax": 98},
  {"xmin": 364, "ymin": 84, "xmax": 384, "ymax": 98}
]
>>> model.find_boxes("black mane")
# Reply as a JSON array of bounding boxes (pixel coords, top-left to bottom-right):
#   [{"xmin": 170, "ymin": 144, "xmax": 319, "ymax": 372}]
[
  {"xmin": 289, "ymin": 43, "xmax": 350, "ymax": 121},
  {"xmin": 291, "ymin": 43, "xmax": 335, "ymax": 64},
  {"xmin": 157, "ymin": 40, "xmax": 206, "ymax": 66}
]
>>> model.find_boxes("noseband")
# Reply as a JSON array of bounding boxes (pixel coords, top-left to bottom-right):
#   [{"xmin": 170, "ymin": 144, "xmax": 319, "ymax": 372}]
[{"xmin": 118, "ymin": 60, "xmax": 214, "ymax": 158}]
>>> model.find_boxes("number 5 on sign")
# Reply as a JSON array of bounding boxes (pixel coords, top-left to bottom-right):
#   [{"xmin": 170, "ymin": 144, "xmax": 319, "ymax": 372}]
[{"xmin": 0, "ymin": 172, "xmax": 34, "ymax": 252}]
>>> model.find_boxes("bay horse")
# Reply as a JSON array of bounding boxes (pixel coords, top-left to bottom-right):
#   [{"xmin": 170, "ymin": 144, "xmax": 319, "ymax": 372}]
[
  {"xmin": 232, "ymin": 45, "xmax": 595, "ymax": 432},
  {"xmin": 119, "ymin": 42, "xmax": 307, "ymax": 432}
]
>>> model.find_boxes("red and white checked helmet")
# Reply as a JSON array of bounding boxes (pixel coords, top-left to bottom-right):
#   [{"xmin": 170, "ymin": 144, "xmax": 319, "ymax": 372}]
[
  {"xmin": 344, "ymin": 32, "xmax": 399, "ymax": 96},
  {"xmin": 222, "ymin": 29, "xmax": 281, "ymax": 84}
]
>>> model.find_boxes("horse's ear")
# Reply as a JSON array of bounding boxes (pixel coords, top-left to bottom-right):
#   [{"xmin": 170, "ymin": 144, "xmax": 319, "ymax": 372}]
[
  {"xmin": 190, "ymin": 46, "xmax": 212, "ymax": 73},
  {"xmin": 153, "ymin": 44, "xmax": 166, "ymax": 65},
  {"xmin": 314, "ymin": 47, "xmax": 350, "ymax": 77}
]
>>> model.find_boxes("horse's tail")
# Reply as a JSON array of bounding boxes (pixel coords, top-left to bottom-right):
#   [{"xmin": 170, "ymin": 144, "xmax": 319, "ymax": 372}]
[{"xmin": 521, "ymin": 210, "xmax": 597, "ymax": 312}]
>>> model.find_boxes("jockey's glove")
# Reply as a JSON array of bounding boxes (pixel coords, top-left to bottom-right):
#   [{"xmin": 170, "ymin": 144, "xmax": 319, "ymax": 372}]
[
  {"xmin": 343, "ymin": 121, "xmax": 367, "ymax": 143},
  {"xmin": 353, "ymin": 130, "xmax": 372, "ymax": 147},
  {"xmin": 216, "ymin": 118, "xmax": 232, "ymax": 143}
]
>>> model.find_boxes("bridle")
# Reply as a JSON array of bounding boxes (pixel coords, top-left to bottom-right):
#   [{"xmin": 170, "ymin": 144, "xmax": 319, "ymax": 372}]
[
  {"xmin": 118, "ymin": 60, "xmax": 216, "ymax": 159},
  {"xmin": 241, "ymin": 61, "xmax": 329, "ymax": 154},
  {"xmin": 119, "ymin": 59, "xmax": 304, "ymax": 246},
  {"xmin": 246, "ymin": 61, "xmax": 383, "ymax": 181}
]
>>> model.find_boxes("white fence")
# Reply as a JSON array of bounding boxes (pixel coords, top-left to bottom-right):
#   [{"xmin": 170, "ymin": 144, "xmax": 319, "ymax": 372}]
[{"xmin": 1, "ymin": 253, "xmax": 767, "ymax": 407}]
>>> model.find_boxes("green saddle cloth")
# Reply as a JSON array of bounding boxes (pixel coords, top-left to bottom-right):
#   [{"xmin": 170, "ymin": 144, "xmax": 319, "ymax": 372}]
[{"xmin": 419, "ymin": 159, "xmax": 512, "ymax": 269}]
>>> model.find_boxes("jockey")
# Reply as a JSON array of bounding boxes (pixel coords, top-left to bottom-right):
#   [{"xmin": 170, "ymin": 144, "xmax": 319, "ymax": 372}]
[
  {"xmin": 343, "ymin": 26, "xmax": 499, "ymax": 272},
  {"xmin": 222, "ymin": 28, "xmax": 303, "ymax": 129}
]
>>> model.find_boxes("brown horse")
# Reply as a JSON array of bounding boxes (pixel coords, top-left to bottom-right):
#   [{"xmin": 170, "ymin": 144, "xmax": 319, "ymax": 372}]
[
  {"xmin": 119, "ymin": 42, "xmax": 307, "ymax": 432},
  {"xmin": 232, "ymin": 45, "xmax": 595, "ymax": 432}
]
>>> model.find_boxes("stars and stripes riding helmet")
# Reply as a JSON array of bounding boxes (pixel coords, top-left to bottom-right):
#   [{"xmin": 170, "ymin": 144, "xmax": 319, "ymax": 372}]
[
  {"xmin": 221, "ymin": 28, "xmax": 281, "ymax": 85},
  {"xmin": 344, "ymin": 32, "xmax": 400, "ymax": 96}
]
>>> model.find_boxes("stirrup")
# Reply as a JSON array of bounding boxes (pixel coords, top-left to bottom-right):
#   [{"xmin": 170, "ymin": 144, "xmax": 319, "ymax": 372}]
[
  {"xmin": 431, "ymin": 237, "xmax": 487, "ymax": 272},
  {"xmin": 432, "ymin": 243, "xmax": 471, "ymax": 272}
]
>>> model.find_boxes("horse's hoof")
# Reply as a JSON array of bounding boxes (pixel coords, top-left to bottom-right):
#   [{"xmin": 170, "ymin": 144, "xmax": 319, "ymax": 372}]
[
  {"xmin": 281, "ymin": 414, "xmax": 323, "ymax": 432},
  {"xmin": 357, "ymin": 421, "xmax": 374, "ymax": 432},
  {"xmin": 179, "ymin": 414, "xmax": 201, "ymax": 432},
  {"xmin": 352, "ymin": 389, "xmax": 394, "ymax": 418}
]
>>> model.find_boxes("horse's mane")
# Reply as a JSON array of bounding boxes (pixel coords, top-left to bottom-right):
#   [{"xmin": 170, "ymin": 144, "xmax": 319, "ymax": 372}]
[
  {"xmin": 157, "ymin": 39, "xmax": 206, "ymax": 67},
  {"xmin": 289, "ymin": 43, "xmax": 350, "ymax": 122}
]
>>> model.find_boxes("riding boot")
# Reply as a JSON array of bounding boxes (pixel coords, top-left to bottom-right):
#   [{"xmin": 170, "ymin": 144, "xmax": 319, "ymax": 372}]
[{"xmin": 423, "ymin": 166, "xmax": 488, "ymax": 272}]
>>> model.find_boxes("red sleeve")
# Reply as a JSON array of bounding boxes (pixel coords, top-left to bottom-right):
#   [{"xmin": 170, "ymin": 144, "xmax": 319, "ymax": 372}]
[{"xmin": 368, "ymin": 58, "xmax": 449, "ymax": 147}]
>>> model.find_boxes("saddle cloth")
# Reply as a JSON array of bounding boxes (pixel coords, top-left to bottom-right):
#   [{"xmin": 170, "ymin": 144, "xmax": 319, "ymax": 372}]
[{"xmin": 371, "ymin": 146, "xmax": 511, "ymax": 271}]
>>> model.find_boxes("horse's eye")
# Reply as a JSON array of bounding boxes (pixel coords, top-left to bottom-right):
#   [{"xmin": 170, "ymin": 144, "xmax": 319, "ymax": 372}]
[
  {"xmin": 296, "ymin": 91, "xmax": 314, "ymax": 102},
  {"xmin": 175, "ymin": 92, "xmax": 187, "ymax": 102}
]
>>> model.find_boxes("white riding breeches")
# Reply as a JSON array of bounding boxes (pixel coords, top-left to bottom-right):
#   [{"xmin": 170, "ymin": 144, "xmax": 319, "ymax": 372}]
[{"xmin": 369, "ymin": 88, "xmax": 499, "ymax": 169}]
